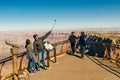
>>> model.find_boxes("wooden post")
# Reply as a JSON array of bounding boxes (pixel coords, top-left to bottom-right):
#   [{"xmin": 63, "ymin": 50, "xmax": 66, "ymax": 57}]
[
  {"xmin": 19, "ymin": 54, "xmax": 25, "ymax": 71},
  {"xmin": 0, "ymin": 63, "xmax": 5, "ymax": 80},
  {"xmin": 54, "ymin": 48, "xmax": 56, "ymax": 63},
  {"xmin": 10, "ymin": 47, "xmax": 18, "ymax": 80},
  {"xmin": 47, "ymin": 51, "xmax": 50, "ymax": 67}
]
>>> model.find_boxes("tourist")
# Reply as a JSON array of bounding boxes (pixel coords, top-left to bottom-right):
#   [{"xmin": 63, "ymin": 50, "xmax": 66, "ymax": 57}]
[
  {"xmin": 68, "ymin": 32, "xmax": 77, "ymax": 55},
  {"xmin": 33, "ymin": 30, "xmax": 52, "ymax": 70},
  {"xmin": 25, "ymin": 39, "xmax": 36, "ymax": 73},
  {"xmin": 79, "ymin": 31, "xmax": 86, "ymax": 58}
]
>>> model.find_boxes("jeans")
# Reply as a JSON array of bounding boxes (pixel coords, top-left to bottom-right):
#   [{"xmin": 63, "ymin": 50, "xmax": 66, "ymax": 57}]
[
  {"xmin": 76, "ymin": 41, "xmax": 80, "ymax": 49},
  {"xmin": 28, "ymin": 57, "xmax": 35, "ymax": 72},
  {"xmin": 80, "ymin": 46, "xmax": 85, "ymax": 58},
  {"xmin": 70, "ymin": 42, "xmax": 75, "ymax": 54},
  {"xmin": 37, "ymin": 50, "xmax": 46, "ymax": 69}
]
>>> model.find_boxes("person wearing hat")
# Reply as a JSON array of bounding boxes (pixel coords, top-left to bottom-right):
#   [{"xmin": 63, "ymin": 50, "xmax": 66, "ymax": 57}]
[{"xmin": 33, "ymin": 30, "xmax": 52, "ymax": 70}]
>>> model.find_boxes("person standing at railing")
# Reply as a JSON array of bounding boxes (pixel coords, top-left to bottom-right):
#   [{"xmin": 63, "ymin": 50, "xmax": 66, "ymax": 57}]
[
  {"xmin": 79, "ymin": 31, "xmax": 86, "ymax": 58},
  {"xmin": 25, "ymin": 39, "xmax": 36, "ymax": 73},
  {"xmin": 33, "ymin": 30, "xmax": 52, "ymax": 70},
  {"xmin": 103, "ymin": 38, "xmax": 112, "ymax": 60},
  {"xmin": 111, "ymin": 39, "xmax": 120, "ymax": 62},
  {"xmin": 68, "ymin": 32, "xmax": 77, "ymax": 55}
]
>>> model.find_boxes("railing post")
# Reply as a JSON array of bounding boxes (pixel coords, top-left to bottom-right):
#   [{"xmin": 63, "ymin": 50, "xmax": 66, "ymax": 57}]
[
  {"xmin": 54, "ymin": 48, "xmax": 56, "ymax": 63},
  {"xmin": 19, "ymin": 54, "xmax": 25, "ymax": 71},
  {"xmin": 0, "ymin": 62, "xmax": 5, "ymax": 80},
  {"xmin": 47, "ymin": 51, "xmax": 50, "ymax": 67},
  {"xmin": 10, "ymin": 47, "xmax": 19, "ymax": 80}
]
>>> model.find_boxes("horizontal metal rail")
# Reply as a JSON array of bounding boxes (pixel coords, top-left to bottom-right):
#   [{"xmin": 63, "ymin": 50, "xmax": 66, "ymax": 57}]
[{"xmin": 0, "ymin": 40, "xmax": 69, "ymax": 80}]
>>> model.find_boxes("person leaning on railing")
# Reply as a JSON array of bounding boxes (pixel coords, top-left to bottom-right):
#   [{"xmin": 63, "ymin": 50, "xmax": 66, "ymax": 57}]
[{"xmin": 33, "ymin": 29, "xmax": 52, "ymax": 71}]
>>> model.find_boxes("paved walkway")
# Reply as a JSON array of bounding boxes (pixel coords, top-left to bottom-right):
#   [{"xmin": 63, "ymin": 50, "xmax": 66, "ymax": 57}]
[{"xmin": 30, "ymin": 54, "xmax": 120, "ymax": 80}]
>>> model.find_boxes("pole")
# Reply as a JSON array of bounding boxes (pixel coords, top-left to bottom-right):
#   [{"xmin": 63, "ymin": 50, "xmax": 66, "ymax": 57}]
[{"xmin": 51, "ymin": 19, "xmax": 57, "ymax": 31}]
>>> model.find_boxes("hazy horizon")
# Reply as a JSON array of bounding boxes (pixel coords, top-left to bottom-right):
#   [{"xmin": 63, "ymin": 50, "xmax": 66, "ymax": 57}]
[{"xmin": 0, "ymin": 27, "xmax": 120, "ymax": 32}]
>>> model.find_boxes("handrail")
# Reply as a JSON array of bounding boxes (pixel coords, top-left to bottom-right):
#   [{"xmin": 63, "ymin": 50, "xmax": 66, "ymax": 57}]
[
  {"xmin": 0, "ymin": 40, "xmax": 68, "ymax": 65},
  {"xmin": 0, "ymin": 40, "xmax": 70, "ymax": 80},
  {"xmin": 1, "ymin": 40, "xmax": 119, "ymax": 65},
  {"xmin": 0, "ymin": 52, "xmax": 26, "ymax": 65},
  {"xmin": 86, "ymin": 41, "xmax": 120, "ymax": 48},
  {"xmin": 0, "ymin": 39, "xmax": 119, "ymax": 79}
]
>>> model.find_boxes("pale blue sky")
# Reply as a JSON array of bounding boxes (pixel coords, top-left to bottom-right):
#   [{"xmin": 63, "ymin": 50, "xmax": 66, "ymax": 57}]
[{"xmin": 0, "ymin": 0, "xmax": 120, "ymax": 31}]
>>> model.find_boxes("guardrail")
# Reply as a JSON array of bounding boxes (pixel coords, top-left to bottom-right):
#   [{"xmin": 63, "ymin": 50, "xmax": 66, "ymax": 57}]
[
  {"xmin": 0, "ymin": 40, "xmax": 71, "ymax": 80},
  {"xmin": 0, "ymin": 39, "xmax": 119, "ymax": 80}
]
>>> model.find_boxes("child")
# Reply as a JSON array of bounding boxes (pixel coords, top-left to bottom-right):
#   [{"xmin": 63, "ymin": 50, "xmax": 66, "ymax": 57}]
[{"xmin": 25, "ymin": 39, "xmax": 36, "ymax": 73}]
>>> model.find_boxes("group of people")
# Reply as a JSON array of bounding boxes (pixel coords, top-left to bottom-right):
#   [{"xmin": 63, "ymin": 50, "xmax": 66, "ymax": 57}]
[
  {"xmin": 25, "ymin": 30, "xmax": 86, "ymax": 73},
  {"xmin": 68, "ymin": 31, "xmax": 86, "ymax": 58},
  {"xmin": 26, "ymin": 30, "xmax": 119, "ymax": 74},
  {"xmin": 86, "ymin": 35, "xmax": 120, "ymax": 61},
  {"xmin": 25, "ymin": 29, "xmax": 52, "ymax": 73}
]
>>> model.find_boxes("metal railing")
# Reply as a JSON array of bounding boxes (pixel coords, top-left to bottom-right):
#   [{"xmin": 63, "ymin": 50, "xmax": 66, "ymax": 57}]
[
  {"xmin": 0, "ymin": 40, "xmax": 70, "ymax": 80},
  {"xmin": 0, "ymin": 38, "xmax": 119, "ymax": 80}
]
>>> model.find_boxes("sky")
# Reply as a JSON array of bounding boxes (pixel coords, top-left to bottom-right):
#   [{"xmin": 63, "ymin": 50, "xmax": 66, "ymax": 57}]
[{"xmin": 0, "ymin": 0, "xmax": 120, "ymax": 31}]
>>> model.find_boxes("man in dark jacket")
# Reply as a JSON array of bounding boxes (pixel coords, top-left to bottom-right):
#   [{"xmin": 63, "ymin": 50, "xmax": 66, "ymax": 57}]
[
  {"xmin": 68, "ymin": 32, "xmax": 77, "ymax": 55},
  {"xmin": 33, "ymin": 30, "xmax": 52, "ymax": 70},
  {"xmin": 79, "ymin": 31, "xmax": 86, "ymax": 58}
]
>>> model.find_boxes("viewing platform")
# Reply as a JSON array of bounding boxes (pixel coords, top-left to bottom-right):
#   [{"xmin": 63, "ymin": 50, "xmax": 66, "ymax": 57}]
[
  {"xmin": 0, "ymin": 38, "xmax": 120, "ymax": 80},
  {"xmin": 30, "ymin": 53, "xmax": 120, "ymax": 80}
]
